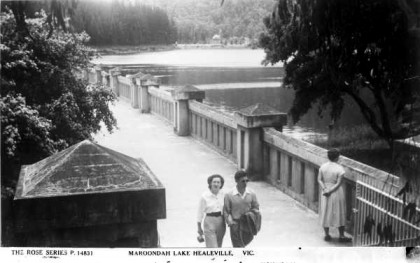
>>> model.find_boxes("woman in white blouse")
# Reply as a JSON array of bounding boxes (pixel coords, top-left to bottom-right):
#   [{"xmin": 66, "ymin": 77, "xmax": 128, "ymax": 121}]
[{"xmin": 197, "ymin": 174, "xmax": 226, "ymax": 247}]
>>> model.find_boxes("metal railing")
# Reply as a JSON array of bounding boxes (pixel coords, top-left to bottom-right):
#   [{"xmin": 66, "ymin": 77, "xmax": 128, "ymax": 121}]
[{"xmin": 354, "ymin": 178, "xmax": 420, "ymax": 246}]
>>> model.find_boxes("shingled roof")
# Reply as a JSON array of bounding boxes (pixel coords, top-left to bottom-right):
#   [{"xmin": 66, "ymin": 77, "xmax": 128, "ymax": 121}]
[{"xmin": 15, "ymin": 140, "xmax": 163, "ymax": 199}]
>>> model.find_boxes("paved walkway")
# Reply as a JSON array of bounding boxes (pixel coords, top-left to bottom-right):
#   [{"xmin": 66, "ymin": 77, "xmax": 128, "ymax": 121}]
[{"xmin": 94, "ymin": 100, "xmax": 351, "ymax": 248}]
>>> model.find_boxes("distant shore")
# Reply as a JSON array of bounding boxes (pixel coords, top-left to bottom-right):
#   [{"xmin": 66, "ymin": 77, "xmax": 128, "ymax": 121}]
[{"xmin": 92, "ymin": 43, "xmax": 256, "ymax": 56}]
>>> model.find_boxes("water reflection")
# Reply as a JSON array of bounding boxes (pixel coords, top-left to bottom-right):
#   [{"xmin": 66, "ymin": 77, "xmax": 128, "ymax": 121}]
[
  {"xmin": 93, "ymin": 49, "xmax": 283, "ymax": 68},
  {"xmin": 96, "ymin": 50, "xmax": 366, "ymax": 140}
]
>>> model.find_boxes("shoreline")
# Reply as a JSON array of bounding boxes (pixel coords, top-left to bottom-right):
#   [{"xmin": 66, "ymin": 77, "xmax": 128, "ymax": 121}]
[{"xmin": 92, "ymin": 44, "xmax": 256, "ymax": 56}]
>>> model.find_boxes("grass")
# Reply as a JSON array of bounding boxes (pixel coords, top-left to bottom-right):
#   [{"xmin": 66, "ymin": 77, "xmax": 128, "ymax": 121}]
[
  {"xmin": 306, "ymin": 124, "xmax": 394, "ymax": 172},
  {"xmin": 309, "ymin": 125, "xmax": 420, "ymax": 197},
  {"xmin": 309, "ymin": 125, "xmax": 389, "ymax": 151}
]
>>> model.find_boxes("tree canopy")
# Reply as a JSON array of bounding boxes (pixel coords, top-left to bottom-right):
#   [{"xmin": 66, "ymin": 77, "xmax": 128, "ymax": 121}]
[
  {"xmin": 143, "ymin": 0, "xmax": 276, "ymax": 44},
  {"xmin": 260, "ymin": 0, "xmax": 420, "ymax": 145},
  {"xmin": 71, "ymin": 0, "xmax": 177, "ymax": 46},
  {"xmin": 0, "ymin": 6, "xmax": 117, "ymax": 187}
]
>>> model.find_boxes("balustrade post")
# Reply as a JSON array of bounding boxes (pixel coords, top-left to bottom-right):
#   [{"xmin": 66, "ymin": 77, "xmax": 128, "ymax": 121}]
[
  {"xmin": 138, "ymin": 74, "xmax": 159, "ymax": 113},
  {"xmin": 172, "ymin": 85, "xmax": 205, "ymax": 136},
  {"xmin": 101, "ymin": 71, "xmax": 110, "ymax": 87},
  {"xmin": 127, "ymin": 74, "xmax": 140, "ymax": 109},
  {"xmin": 82, "ymin": 68, "xmax": 89, "ymax": 82},
  {"xmin": 109, "ymin": 67, "xmax": 121, "ymax": 96},
  {"xmin": 234, "ymin": 103, "xmax": 287, "ymax": 180},
  {"xmin": 94, "ymin": 65, "xmax": 102, "ymax": 85}
]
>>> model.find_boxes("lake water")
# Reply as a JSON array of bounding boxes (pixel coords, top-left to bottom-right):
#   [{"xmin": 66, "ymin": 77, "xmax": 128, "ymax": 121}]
[{"xmin": 94, "ymin": 49, "xmax": 366, "ymax": 140}]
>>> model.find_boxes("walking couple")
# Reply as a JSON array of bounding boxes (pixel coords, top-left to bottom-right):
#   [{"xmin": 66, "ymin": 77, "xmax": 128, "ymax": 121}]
[{"xmin": 197, "ymin": 170, "xmax": 261, "ymax": 248}]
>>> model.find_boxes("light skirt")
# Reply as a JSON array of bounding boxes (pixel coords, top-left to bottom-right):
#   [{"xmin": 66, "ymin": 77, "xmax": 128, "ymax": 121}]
[{"xmin": 320, "ymin": 186, "xmax": 346, "ymax": 228}]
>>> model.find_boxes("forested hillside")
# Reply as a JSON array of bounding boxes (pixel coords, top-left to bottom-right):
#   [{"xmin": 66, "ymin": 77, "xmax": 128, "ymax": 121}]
[
  {"xmin": 9, "ymin": 0, "xmax": 275, "ymax": 46},
  {"xmin": 71, "ymin": 0, "xmax": 177, "ymax": 45},
  {"xmin": 144, "ymin": 0, "xmax": 276, "ymax": 44}
]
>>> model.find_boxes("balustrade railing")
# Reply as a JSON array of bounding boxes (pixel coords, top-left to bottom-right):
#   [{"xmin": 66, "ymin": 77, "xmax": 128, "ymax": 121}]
[
  {"xmin": 149, "ymin": 87, "xmax": 175, "ymax": 124},
  {"xmin": 88, "ymin": 65, "xmax": 419, "ymax": 245},
  {"xmin": 262, "ymin": 128, "xmax": 356, "ymax": 232},
  {"xmin": 117, "ymin": 76, "xmax": 131, "ymax": 101},
  {"xmin": 88, "ymin": 68, "xmax": 96, "ymax": 84},
  {"xmin": 189, "ymin": 101, "xmax": 237, "ymax": 161}
]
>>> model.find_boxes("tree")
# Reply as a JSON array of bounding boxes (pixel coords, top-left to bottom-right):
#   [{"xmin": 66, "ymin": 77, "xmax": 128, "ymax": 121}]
[
  {"xmin": 1, "ymin": 6, "xmax": 117, "ymax": 186},
  {"xmin": 69, "ymin": 0, "xmax": 177, "ymax": 46},
  {"xmin": 260, "ymin": 0, "xmax": 420, "ymax": 146}
]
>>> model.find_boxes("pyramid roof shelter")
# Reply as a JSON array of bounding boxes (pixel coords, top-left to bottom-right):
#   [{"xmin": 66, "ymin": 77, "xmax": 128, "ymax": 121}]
[
  {"xmin": 13, "ymin": 140, "xmax": 166, "ymax": 247},
  {"xmin": 15, "ymin": 140, "xmax": 163, "ymax": 198}
]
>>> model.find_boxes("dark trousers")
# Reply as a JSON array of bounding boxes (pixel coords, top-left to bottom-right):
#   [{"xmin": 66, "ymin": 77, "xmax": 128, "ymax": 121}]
[{"xmin": 229, "ymin": 223, "xmax": 244, "ymax": 248}]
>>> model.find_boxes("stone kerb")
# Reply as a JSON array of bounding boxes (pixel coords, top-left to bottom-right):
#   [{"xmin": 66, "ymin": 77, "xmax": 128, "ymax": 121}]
[
  {"xmin": 172, "ymin": 85, "xmax": 205, "ymax": 136},
  {"xmin": 234, "ymin": 103, "xmax": 287, "ymax": 180}
]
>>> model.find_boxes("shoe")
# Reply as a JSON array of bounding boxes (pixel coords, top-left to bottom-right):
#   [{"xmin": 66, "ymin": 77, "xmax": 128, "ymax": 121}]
[
  {"xmin": 338, "ymin": 236, "xmax": 352, "ymax": 243},
  {"xmin": 324, "ymin": 235, "xmax": 332, "ymax": 241}
]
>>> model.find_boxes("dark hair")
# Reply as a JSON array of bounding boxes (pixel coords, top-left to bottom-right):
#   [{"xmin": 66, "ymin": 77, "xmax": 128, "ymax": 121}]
[
  {"xmin": 327, "ymin": 148, "xmax": 340, "ymax": 161},
  {"xmin": 207, "ymin": 174, "xmax": 224, "ymax": 189},
  {"xmin": 234, "ymin": 170, "xmax": 247, "ymax": 182}
]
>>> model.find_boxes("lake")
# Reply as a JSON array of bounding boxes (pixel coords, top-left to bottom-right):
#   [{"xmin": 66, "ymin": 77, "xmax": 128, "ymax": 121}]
[{"xmin": 94, "ymin": 48, "xmax": 366, "ymax": 140}]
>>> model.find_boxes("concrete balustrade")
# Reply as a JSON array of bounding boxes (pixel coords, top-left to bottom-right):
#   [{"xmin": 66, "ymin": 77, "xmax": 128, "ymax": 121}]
[
  {"xmin": 137, "ymin": 75, "xmax": 158, "ymax": 113},
  {"xmin": 261, "ymin": 127, "xmax": 408, "ymax": 234},
  {"xmin": 172, "ymin": 85, "xmax": 205, "ymax": 136},
  {"xmin": 109, "ymin": 67, "xmax": 121, "ymax": 96},
  {"xmin": 127, "ymin": 74, "xmax": 140, "ymax": 109},
  {"xmin": 234, "ymin": 103, "xmax": 287, "ymax": 180},
  {"xmin": 88, "ymin": 66, "xmax": 415, "ymax": 238},
  {"xmin": 81, "ymin": 68, "xmax": 89, "ymax": 82},
  {"xmin": 189, "ymin": 101, "xmax": 238, "ymax": 161},
  {"xmin": 149, "ymin": 87, "xmax": 175, "ymax": 125},
  {"xmin": 101, "ymin": 71, "xmax": 110, "ymax": 87},
  {"xmin": 88, "ymin": 68, "xmax": 96, "ymax": 83},
  {"xmin": 94, "ymin": 65, "xmax": 103, "ymax": 84},
  {"xmin": 117, "ymin": 75, "xmax": 132, "ymax": 101}
]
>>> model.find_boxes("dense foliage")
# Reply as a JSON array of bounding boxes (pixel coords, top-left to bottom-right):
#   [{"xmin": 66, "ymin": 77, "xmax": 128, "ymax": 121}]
[
  {"xmin": 71, "ymin": 0, "xmax": 177, "ymax": 45},
  {"xmin": 142, "ymin": 0, "xmax": 276, "ymax": 44},
  {"xmin": 4, "ymin": 0, "xmax": 276, "ymax": 46},
  {"xmin": 260, "ymin": 0, "xmax": 420, "ymax": 145},
  {"xmin": 1, "ymin": 9, "xmax": 117, "ymax": 186}
]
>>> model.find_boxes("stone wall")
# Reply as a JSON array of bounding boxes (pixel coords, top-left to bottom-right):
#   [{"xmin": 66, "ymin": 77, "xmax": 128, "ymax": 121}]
[{"xmin": 13, "ymin": 191, "xmax": 164, "ymax": 247}]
